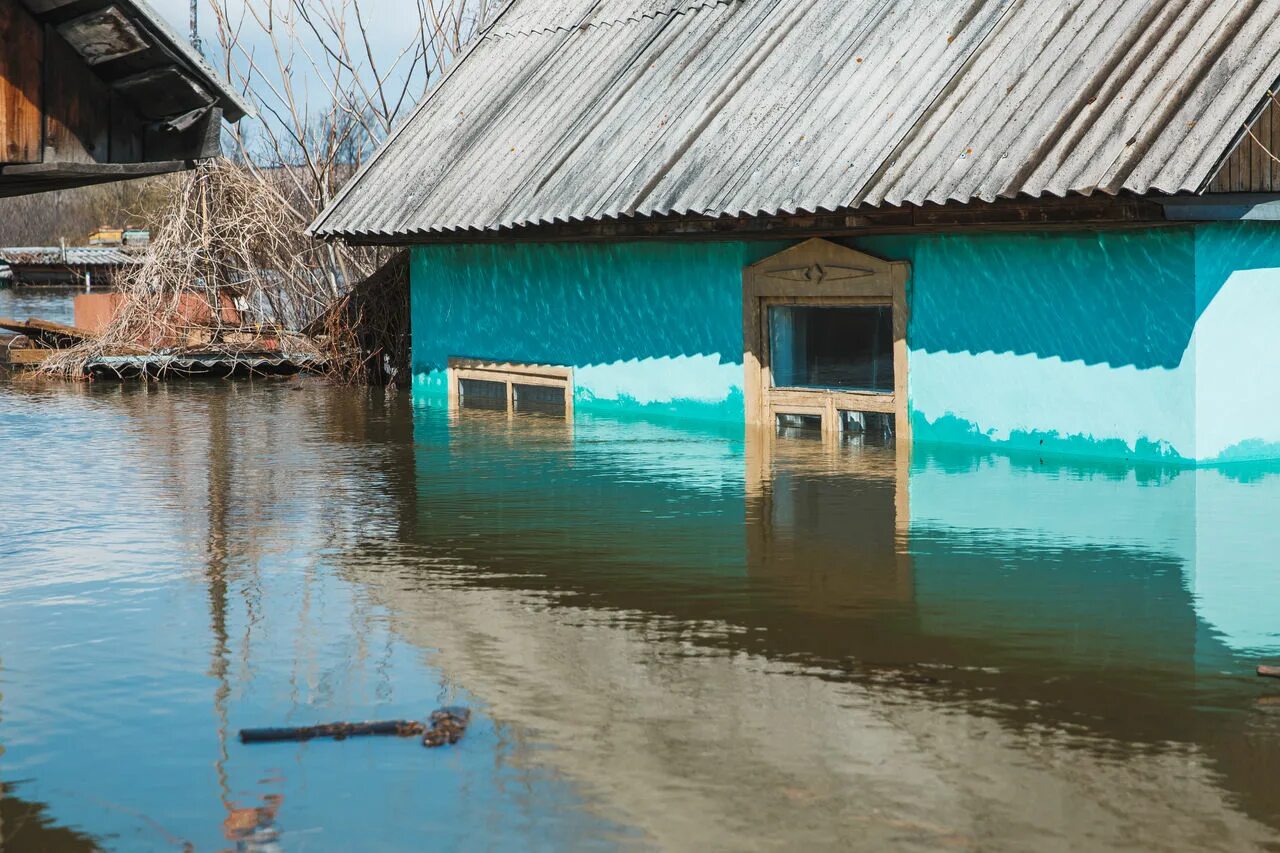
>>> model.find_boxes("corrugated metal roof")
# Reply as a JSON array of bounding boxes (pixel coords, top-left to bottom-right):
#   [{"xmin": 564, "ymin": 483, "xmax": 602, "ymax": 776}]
[
  {"xmin": 312, "ymin": 0, "xmax": 1280, "ymax": 240},
  {"xmin": 0, "ymin": 247, "xmax": 144, "ymax": 266}
]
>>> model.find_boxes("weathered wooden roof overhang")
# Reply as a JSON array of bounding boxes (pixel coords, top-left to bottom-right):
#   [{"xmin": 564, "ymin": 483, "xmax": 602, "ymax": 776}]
[
  {"xmin": 312, "ymin": 0, "xmax": 1280, "ymax": 244},
  {"xmin": 0, "ymin": 0, "xmax": 250, "ymax": 196}
]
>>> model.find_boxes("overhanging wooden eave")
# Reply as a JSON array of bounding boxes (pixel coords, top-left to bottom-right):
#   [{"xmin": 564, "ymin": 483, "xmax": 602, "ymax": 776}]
[
  {"xmin": 0, "ymin": 159, "xmax": 190, "ymax": 197},
  {"xmin": 324, "ymin": 195, "xmax": 1176, "ymax": 247}
]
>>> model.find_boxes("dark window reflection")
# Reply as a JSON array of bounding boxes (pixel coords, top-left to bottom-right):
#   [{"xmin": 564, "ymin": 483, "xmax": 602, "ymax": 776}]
[
  {"xmin": 514, "ymin": 383, "xmax": 567, "ymax": 415},
  {"xmin": 459, "ymin": 378, "xmax": 507, "ymax": 410},
  {"xmin": 769, "ymin": 305, "xmax": 893, "ymax": 393}
]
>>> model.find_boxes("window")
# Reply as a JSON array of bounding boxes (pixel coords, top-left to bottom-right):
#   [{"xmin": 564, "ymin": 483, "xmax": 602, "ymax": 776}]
[
  {"xmin": 769, "ymin": 305, "xmax": 893, "ymax": 393},
  {"xmin": 743, "ymin": 239, "xmax": 909, "ymax": 440},
  {"xmin": 776, "ymin": 412, "xmax": 824, "ymax": 440},
  {"xmin": 458, "ymin": 378, "xmax": 507, "ymax": 411},
  {"xmin": 448, "ymin": 358, "xmax": 573, "ymax": 419}
]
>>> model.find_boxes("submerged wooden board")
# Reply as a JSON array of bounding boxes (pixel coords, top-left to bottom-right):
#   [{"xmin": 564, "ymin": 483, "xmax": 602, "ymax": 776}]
[
  {"xmin": 1, "ymin": 347, "xmax": 52, "ymax": 365},
  {"xmin": 0, "ymin": 315, "xmax": 97, "ymax": 347}
]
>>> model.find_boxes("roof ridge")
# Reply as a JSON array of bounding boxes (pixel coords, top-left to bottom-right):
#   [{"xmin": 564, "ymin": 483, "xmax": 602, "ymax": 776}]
[{"xmin": 488, "ymin": 0, "xmax": 737, "ymax": 40}]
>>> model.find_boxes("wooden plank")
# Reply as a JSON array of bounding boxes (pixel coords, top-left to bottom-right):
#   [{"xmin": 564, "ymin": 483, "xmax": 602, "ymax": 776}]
[
  {"xmin": 1208, "ymin": 146, "xmax": 1231, "ymax": 193},
  {"xmin": 4, "ymin": 347, "xmax": 53, "ymax": 365},
  {"xmin": 1234, "ymin": 128, "xmax": 1250, "ymax": 192},
  {"xmin": 1264, "ymin": 96, "xmax": 1274, "ymax": 192},
  {"xmin": 1252, "ymin": 103, "xmax": 1268, "ymax": 193},
  {"xmin": 447, "ymin": 357, "xmax": 572, "ymax": 382},
  {"xmin": 108, "ymin": 91, "xmax": 142, "ymax": 162},
  {"xmin": 43, "ymin": 24, "xmax": 110, "ymax": 164},
  {"xmin": 1205, "ymin": 94, "xmax": 1280, "ymax": 195},
  {"xmin": 1247, "ymin": 106, "xmax": 1265, "ymax": 192},
  {"xmin": 2, "ymin": 159, "xmax": 185, "ymax": 177},
  {"xmin": 0, "ymin": 0, "xmax": 43, "ymax": 164},
  {"xmin": 0, "ymin": 315, "xmax": 96, "ymax": 347}
]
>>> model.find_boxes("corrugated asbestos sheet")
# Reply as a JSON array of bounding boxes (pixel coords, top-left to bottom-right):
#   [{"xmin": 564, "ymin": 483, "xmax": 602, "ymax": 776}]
[
  {"xmin": 0, "ymin": 247, "xmax": 142, "ymax": 265},
  {"xmin": 311, "ymin": 0, "xmax": 1280, "ymax": 239}
]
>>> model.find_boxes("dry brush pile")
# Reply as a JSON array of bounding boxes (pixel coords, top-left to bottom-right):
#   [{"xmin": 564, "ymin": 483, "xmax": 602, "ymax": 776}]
[
  {"xmin": 33, "ymin": 0, "xmax": 497, "ymax": 384},
  {"xmin": 38, "ymin": 159, "xmax": 402, "ymax": 383}
]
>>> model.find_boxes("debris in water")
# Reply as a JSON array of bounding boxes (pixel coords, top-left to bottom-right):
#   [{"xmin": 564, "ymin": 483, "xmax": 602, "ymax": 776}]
[
  {"xmin": 239, "ymin": 719, "xmax": 426, "ymax": 744},
  {"xmin": 1258, "ymin": 665, "xmax": 1280, "ymax": 679},
  {"xmin": 422, "ymin": 707, "xmax": 471, "ymax": 748}
]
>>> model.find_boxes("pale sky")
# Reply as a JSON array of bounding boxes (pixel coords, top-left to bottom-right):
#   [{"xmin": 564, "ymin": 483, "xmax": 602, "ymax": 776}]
[
  {"xmin": 150, "ymin": 0, "xmax": 435, "ymax": 142},
  {"xmin": 150, "ymin": 0, "xmax": 423, "ymax": 63}
]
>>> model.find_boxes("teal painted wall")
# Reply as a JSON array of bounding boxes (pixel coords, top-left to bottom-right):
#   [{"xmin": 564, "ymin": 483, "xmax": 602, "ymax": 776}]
[
  {"xmin": 1192, "ymin": 223, "xmax": 1280, "ymax": 462},
  {"xmin": 409, "ymin": 241, "xmax": 788, "ymax": 421},
  {"xmin": 410, "ymin": 222, "xmax": 1280, "ymax": 463},
  {"xmin": 897, "ymin": 229, "xmax": 1198, "ymax": 461}
]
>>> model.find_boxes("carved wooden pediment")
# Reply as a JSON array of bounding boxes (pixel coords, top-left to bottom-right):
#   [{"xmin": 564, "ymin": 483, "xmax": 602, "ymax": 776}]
[{"xmin": 764, "ymin": 262, "xmax": 875, "ymax": 284}]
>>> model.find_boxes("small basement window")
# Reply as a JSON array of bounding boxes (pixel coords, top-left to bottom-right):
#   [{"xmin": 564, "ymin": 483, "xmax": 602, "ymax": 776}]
[
  {"xmin": 448, "ymin": 358, "xmax": 573, "ymax": 420},
  {"xmin": 514, "ymin": 383, "xmax": 567, "ymax": 415},
  {"xmin": 839, "ymin": 410, "xmax": 895, "ymax": 443},
  {"xmin": 458, "ymin": 378, "xmax": 507, "ymax": 411},
  {"xmin": 776, "ymin": 412, "xmax": 823, "ymax": 439}
]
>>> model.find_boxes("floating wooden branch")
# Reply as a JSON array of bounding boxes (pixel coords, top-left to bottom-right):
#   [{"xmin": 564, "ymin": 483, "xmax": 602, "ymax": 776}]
[
  {"xmin": 1258, "ymin": 665, "xmax": 1280, "ymax": 679},
  {"xmin": 239, "ymin": 706, "xmax": 472, "ymax": 748},
  {"xmin": 239, "ymin": 719, "xmax": 425, "ymax": 743}
]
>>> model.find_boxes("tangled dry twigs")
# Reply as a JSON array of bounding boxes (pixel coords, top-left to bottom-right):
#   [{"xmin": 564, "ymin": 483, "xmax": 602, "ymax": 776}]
[{"xmin": 38, "ymin": 159, "xmax": 398, "ymax": 382}]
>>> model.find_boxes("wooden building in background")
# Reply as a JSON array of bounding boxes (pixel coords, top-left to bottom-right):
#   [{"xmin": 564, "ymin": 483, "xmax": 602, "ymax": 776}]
[{"xmin": 0, "ymin": 0, "xmax": 249, "ymax": 197}]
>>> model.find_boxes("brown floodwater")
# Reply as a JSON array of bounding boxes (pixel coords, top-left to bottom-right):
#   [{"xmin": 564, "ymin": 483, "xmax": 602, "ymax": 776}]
[{"xmin": 0, "ymin": 379, "xmax": 1278, "ymax": 851}]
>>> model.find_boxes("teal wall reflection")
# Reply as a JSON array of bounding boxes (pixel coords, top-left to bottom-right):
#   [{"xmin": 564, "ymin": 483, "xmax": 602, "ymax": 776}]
[
  {"xmin": 409, "ymin": 406, "xmax": 1280, "ymax": 826},
  {"xmin": 411, "ymin": 405, "xmax": 1280, "ymax": 685}
]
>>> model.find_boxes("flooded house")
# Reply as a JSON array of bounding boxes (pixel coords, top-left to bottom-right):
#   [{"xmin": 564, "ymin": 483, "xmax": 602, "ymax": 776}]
[
  {"xmin": 312, "ymin": 0, "xmax": 1280, "ymax": 466},
  {"xmin": 0, "ymin": 0, "xmax": 249, "ymax": 197}
]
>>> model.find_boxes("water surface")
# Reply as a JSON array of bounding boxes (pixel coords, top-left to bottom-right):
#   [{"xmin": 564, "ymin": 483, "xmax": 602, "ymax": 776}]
[
  {"xmin": 1, "ymin": 380, "xmax": 1278, "ymax": 851},
  {"xmin": 0, "ymin": 287, "xmax": 78, "ymax": 326}
]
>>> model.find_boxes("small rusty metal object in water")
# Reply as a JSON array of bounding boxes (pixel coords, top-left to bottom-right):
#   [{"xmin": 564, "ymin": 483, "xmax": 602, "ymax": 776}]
[
  {"xmin": 239, "ymin": 719, "xmax": 426, "ymax": 744},
  {"xmin": 422, "ymin": 707, "xmax": 471, "ymax": 748},
  {"xmin": 1259, "ymin": 665, "xmax": 1280, "ymax": 679}
]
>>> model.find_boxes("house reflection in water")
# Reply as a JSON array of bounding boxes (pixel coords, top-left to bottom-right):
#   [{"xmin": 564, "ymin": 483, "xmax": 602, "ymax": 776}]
[
  {"xmin": 6, "ymin": 380, "xmax": 1273, "ymax": 850},
  {"xmin": 368, "ymin": 405, "xmax": 1280, "ymax": 847}
]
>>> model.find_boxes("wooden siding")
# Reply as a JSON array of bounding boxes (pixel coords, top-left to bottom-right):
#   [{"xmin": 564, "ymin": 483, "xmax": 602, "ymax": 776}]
[
  {"xmin": 43, "ymin": 25, "xmax": 110, "ymax": 164},
  {"xmin": 0, "ymin": 0, "xmax": 43, "ymax": 164},
  {"xmin": 1209, "ymin": 95, "xmax": 1280, "ymax": 193},
  {"xmin": 108, "ymin": 91, "xmax": 143, "ymax": 162}
]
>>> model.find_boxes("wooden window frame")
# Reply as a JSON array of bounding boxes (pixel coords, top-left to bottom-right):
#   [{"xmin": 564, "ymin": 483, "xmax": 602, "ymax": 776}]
[
  {"xmin": 743, "ymin": 239, "xmax": 910, "ymax": 441},
  {"xmin": 447, "ymin": 357, "xmax": 574, "ymax": 419}
]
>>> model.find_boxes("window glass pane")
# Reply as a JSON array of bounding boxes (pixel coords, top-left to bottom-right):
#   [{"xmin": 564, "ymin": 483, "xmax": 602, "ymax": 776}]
[
  {"xmin": 459, "ymin": 378, "xmax": 507, "ymax": 410},
  {"xmin": 513, "ymin": 383, "xmax": 566, "ymax": 415},
  {"xmin": 776, "ymin": 412, "xmax": 823, "ymax": 439},
  {"xmin": 769, "ymin": 305, "xmax": 893, "ymax": 393},
  {"xmin": 839, "ymin": 410, "xmax": 895, "ymax": 443}
]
